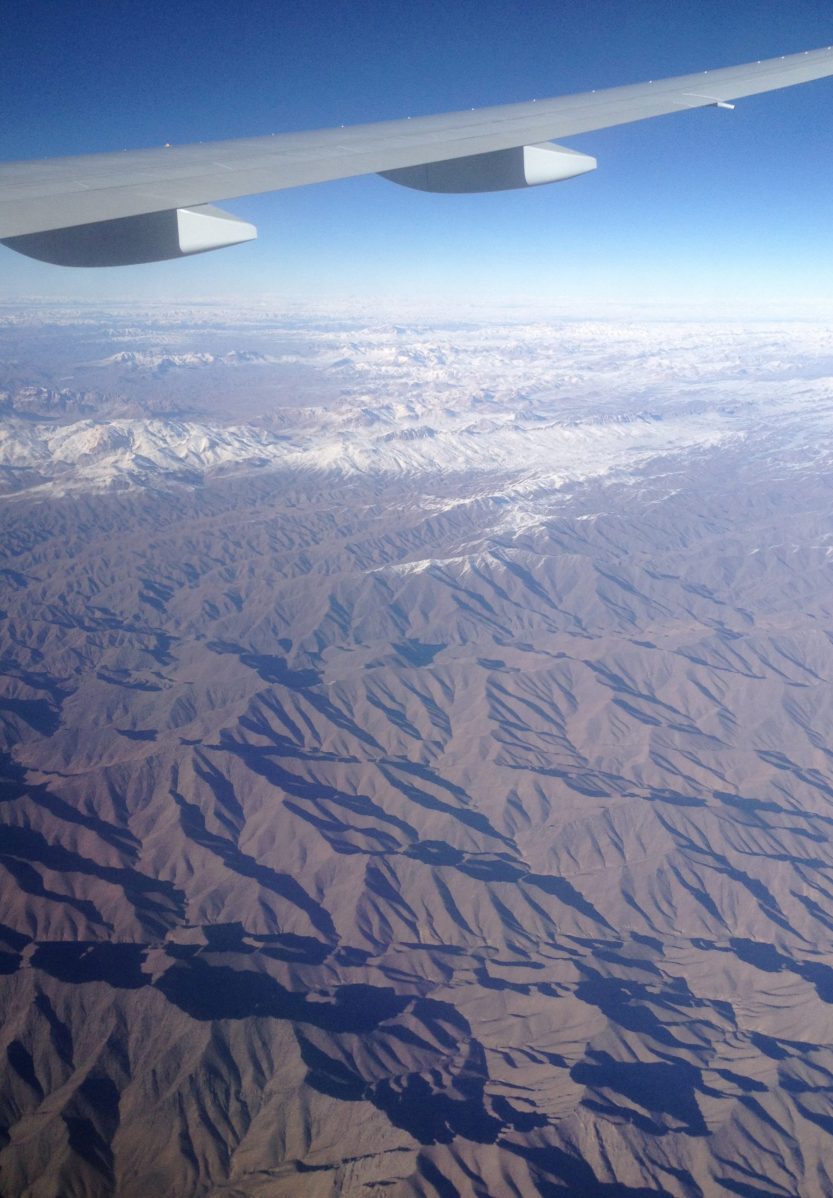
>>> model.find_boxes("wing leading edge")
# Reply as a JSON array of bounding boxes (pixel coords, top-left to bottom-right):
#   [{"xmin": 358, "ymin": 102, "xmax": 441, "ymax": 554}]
[{"xmin": 2, "ymin": 45, "xmax": 832, "ymax": 265}]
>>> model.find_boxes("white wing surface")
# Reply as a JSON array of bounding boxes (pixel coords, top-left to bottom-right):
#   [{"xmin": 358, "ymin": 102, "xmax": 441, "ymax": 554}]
[{"xmin": 2, "ymin": 45, "xmax": 832, "ymax": 266}]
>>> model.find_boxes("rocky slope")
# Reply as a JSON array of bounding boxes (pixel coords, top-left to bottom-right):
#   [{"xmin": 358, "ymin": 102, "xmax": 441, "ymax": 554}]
[{"xmin": 2, "ymin": 311, "xmax": 833, "ymax": 1195}]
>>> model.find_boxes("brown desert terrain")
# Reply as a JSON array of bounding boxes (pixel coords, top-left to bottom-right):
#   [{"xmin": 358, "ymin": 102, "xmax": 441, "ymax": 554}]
[{"xmin": 3, "ymin": 309, "xmax": 833, "ymax": 1195}]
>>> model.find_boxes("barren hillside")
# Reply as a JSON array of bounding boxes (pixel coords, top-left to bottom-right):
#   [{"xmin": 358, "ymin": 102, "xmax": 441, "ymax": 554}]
[{"xmin": 3, "ymin": 310, "xmax": 833, "ymax": 1195}]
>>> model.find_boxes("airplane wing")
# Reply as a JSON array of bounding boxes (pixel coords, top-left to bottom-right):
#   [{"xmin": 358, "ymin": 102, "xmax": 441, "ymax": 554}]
[{"xmin": 2, "ymin": 45, "xmax": 832, "ymax": 267}]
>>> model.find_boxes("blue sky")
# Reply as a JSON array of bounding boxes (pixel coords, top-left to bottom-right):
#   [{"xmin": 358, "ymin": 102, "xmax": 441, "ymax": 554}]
[{"xmin": 3, "ymin": 0, "xmax": 833, "ymax": 316}]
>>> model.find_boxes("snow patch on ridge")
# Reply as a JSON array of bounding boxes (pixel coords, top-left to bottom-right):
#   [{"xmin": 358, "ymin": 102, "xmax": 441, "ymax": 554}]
[
  {"xmin": 3, "ymin": 320, "xmax": 833, "ymax": 501},
  {"xmin": 0, "ymin": 407, "xmax": 736, "ymax": 500}
]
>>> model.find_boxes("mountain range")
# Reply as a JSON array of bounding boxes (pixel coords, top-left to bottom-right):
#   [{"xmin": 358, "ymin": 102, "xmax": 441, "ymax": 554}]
[{"xmin": 2, "ymin": 308, "xmax": 833, "ymax": 1195}]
